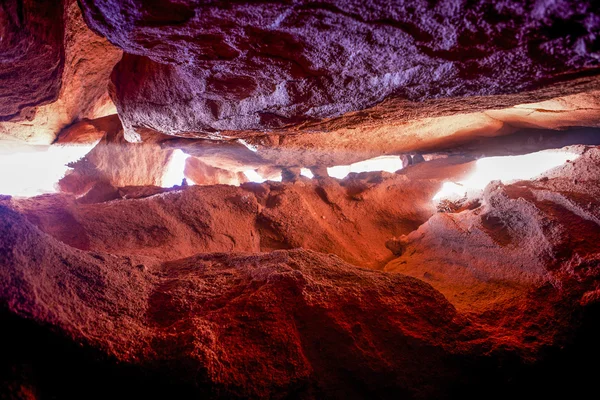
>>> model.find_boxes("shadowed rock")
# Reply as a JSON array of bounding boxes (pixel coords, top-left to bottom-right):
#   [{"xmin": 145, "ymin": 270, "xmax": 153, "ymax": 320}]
[
  {"xmin": 78, "ymin": 0, "xmax": 600, "ymax": 139},
  {"xmin": 0, "ymin": 0, "xmax": 65, "ymax": 122}
]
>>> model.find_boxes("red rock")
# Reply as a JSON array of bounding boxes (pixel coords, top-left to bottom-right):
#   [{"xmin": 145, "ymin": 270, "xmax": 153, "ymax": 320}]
[
  {"xmin": 0, "ymin": 204, "xmax": 472, "ymax": 398},
  {"xmin": 56, "ymin": 114, "xmax": 122, "ymax": 145},
  {"xmin": 117, "ymin": 185, "xmax": 176, "ymax": 200},
  {"xmin": 76, "ymin": 181, "xmax": 120, "ymax": 204},
  {"xmin": 184, "ymin": 156, "xmax": 248, "ymax": 186},
  {"xmin": 2, "ymin": 1, "xmax": 600, "ymax": 398},
  {"xmin": 0, "ymin": 0, "xmax": 65, "ymax": 122},
  {"xmin": 385, "ymin": 146, "xmax": 600, "ymax": 352},
  {"xmin": 19, "ymin": 157, "xmax": 475, "ymax": 267},
  {"xmin": 58, "ymin": 116, "xmax": 175, "ymax": 193},
  {"xmin": 242, "ymin": 81, "xmax": 600, "ymax": 167},
  {"xmin": 2, "ymin": 144, "xmax": 600, "ymax": 397},
  {"xmin": 163, "ymin": 138, "xmax": 266, "ymax": 172},
  {"xmin": 0, "ymin": 0, "xmax": 122, "ymax": 144}
]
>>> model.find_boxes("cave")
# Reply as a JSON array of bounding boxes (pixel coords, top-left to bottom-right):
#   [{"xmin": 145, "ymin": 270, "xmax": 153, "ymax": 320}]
[{"xmin": 1, "ymin": 1, "xmax": 600, "ymax": 399}]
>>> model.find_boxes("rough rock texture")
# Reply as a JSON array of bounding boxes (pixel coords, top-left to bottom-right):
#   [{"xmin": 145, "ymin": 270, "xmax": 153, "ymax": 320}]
[
  {"xmin": 3, "ymin": 1, "xmax": 600, "ymax": 398},
  {"xmin": 79, "ymin": 0, "xmax": 600, "ymax": 139},
  {"xmin": 0, "ymin": 0, "xmax": 65, "ymax": 122},
  {"xmin": 386, "ymin": 146, "xmax": 600, "ymax": 329},
  {"xmin": 113, "ymin": 80, "xmax": 600, "ymax": 169},
  {"xmin": 15, "ymin": 157, "xmax": 475, "ymax": 269},
  {"xmin": 58, "ymin": 115, "xmax": 174, "ymax": 195},
  {"xmin": 56, "ymin": 114, "xmax": 122, "ymax": 145},
  {"xmin": 57, "ymin": 116, "xmax": 256, "ymax": 192},
  {"xmin": 437, "ymin": 126, "xmax": 600, "ymax": 157},
  {"xmin": 244, "ymin": 83, "xmax": 600, "ymax": 167},
  {"xmin": 0, "ymin": 0, "xmax": 121, "ymax": 144},
  {"xmin": 3, "ymin": 148, "xmax": 600, "ymax": 398},
  {"xmin": 154, "ymin": 86, "xmax": 600, "ymax": 170},
  {"xmin": 184, "ymin": 156, "xmax": 248, "ymax": 186},
  {"xmin": 0, "ymin": 205, "xmax": 469, "ymax": 399},
  {"xmin": 163, "ymin": 138, "xmax": 267, "ymax": 172}
]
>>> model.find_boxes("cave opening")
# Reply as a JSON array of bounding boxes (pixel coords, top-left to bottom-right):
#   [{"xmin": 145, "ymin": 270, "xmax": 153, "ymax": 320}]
[
  {"xmin": 1, "ymin": 1, "xmax": 600, "ymax": 398},
  {"xmin": 432, "ymin": 148, "xmax": 580, "ymax": 202}
]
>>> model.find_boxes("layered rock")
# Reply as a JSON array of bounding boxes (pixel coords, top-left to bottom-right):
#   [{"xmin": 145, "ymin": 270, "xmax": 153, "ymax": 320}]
[
  {"xmin": 162, "ymin": 138, "xmax": 267, "ymax": 172},
  {"xmin": 79, "ymin": 0, "xmax": 600, "ymax": 140},
  {"xmin": 57, "ymin": 116, "xmax": 258, "ymax": 195},
  {"xmin": 57, "ymin": 116, "xmax": 174, "ymax": 197},
  {"xmin": 0, "ymin": 204, "xmax": 468, "ymax": 398},
  {"xmin": 3, "ymin": 147, "xmax": 600, "ymax": 398},
  {"xmin": 2, "ymin": 1, "xmax": 600, "ymax": 398},
  {"xmin": 184, "ymin": 157, "xmax": 248, "ymax": 186},
  {"xmin": 0, "ymin": 0, "xmax": 65, "ymax": 122},
  {"xmin": 161, "ymin": 88, "xmax": 600, "ymax": 171},
  {"xmin": 0, "ymin": 0, "xmax": 121, "ymax": 144},
  {"xmin": 385, "ymin": 146, "xmax": 600, "ymax": 344},
  {"xmin": 244, "ymin": 82, "xmax": 600, "ymax": 167},
  {"xmin": 17, "ymin": 156, "xmax": 475, "ymax": 268}
]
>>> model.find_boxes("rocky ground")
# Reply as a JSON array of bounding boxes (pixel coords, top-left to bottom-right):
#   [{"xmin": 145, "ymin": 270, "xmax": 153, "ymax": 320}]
[
  {"xmin": 1, "ymin": 0, "xmax": 600, "ymax": 398},
  {"xmin": 1, "ymin": 146, "xmax": 599, "ymax": 398}
]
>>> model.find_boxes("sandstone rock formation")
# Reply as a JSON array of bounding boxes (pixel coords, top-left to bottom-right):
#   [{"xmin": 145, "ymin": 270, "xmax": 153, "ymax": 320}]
[
  {"xmin": 0, "ymin": 0, "xmax": 121, "ymax": 144},
  {"xmin": 384, "ymin": 146, "xmax": 600, "ymax": 372},
  {"xmin": 3, "ymin": 146, "xmax": 600, "ymax": 398},
  {"xmin": 57, "ymin": 115, "xmax": 173, "ymax": 196},
  {"xmin": 79, "ymin": 0, "xmax": 600, "ymax": 140},
  {"xmin": 56, "ymin": 116, "xmax": 257, "ymax": 193},
  {"xmin": 0, "ymin": 207, "xmax": 467, "ymax": 399},
  {"xmin": 0, "ymin": 0, "xmax": 65, "ymax": 122},
  {"xmin": 243, "ymin": 81, "xmax": 600, "ymax": 167},
  {"xmin": 2, "ymin": 1, "xmax": 600, "ymax": 398},
  {"xmin": 17, "ymin": 156, "xmax": 474, "ymax": 268},
  {"xmin": 184, "ymin": 156, "xmax": 248, "ymax": 186}
]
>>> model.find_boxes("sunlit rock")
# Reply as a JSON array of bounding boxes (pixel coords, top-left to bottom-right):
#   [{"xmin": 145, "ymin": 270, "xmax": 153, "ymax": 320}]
[
  {"xmin": 245, "ymin": 81, "xmax": 600, "ymax": 168},
  {"xmin": 432, "ymin": 149, "xmax": 579, "ymax": 202},
  {"xmin": 184, "ymin": 156, "xmax": 247, "ymax": 186},
  {"xmin": 2, "ymin": 0, "xmax": 600, "ymax": 397},
  {"xmin": 0, "ymin": 140, "xmax": 96, "ymax": 197},
  {"xmin": 386, "ymin": 146, "xmax": 600, "ymax": 319},
  {"xmin": 0, "ymin": 0, "xmax": 121, "ymax": 144},
  {"xmin": 59, "ymin": 116, "xmax": 180, "ymax": 195}
]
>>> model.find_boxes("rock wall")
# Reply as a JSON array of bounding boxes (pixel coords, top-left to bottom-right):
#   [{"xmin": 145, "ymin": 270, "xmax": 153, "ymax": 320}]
[
  {"xmin": 0, "ymin": 0, "xmax": 121, "ymax": 144},
  {"xmin": 78, "ymin": 0, "xmax": 600, "ymax": 139},
  {"xmin": 2, "ymin": 1, "xmax": 600, "ymax": 398},
  {"xmin": 2, "ymin": 147, "xmax": 600, "ymax": 398},
  {"xmin": 15, "ymin": 156, "xmax": 475, "ymax": 268}
]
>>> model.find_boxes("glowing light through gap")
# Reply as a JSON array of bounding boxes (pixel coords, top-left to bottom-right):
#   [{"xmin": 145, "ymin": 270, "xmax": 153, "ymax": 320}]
[
  {"xmin": 0, "ymin": 143, "xmax": 97, "ymax": 197},
  {"xmin": 162, "ymin": 149, "xmax": 190, "ymax": 187},
  {"xmin": 327, "ymin": 156, "xmax": 404, "ymax": 179},
  {"xmin": 433, "ymin": 150, "xmax": 578, "ymax": 201},
  {"xmin": 243, "ymin": 170, "xmax": 265, "ymax": 183},
  {"xmin": 300, "ymin": 168, "xmax": 314, "ymax": 178},
  {"xmin": 243, "ymin": 169, "xmax": 283, "ymax": 183},
  {"xmin": 238, "ymin": 139, "xmax": 258, "ymax": 152}
]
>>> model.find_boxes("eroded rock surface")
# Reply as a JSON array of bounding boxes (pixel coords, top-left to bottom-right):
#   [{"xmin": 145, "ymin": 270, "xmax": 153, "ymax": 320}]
[
  {"xmin": 0, "ymin": 0, "xmax": 65, "ymax": 122},
  {"xmin": 386, "ymin": 146, "xmax": 600, "ymax": 351},
  {"xmin": 2, "ymin": 1, "xmax": 600, "ymax": 398},
  {"xmin": 2, "ymin": 148, "xmax": 600, "ymax": 398},
  {"xmin": 0, "ymin": 205, "xmax": 468, "ymax": 398},
  {"xmin": 0, "ymin": 0, "xmax": 121, "ymax": 144},
  {"xmin": 244, "ymin": 82, "xmax": 600, "ymax": 167},
  {"xmin": 184, "ymin": 156, "xmax": 248, "ymax": 186},
  {"xmin": 79, "ymin": 0, "xmax": 600, "ymax": 139},
  {"xmin": 18, "ymin": 156, "xmax": 475, "ymax": 268},
  {"xmin": 58, "ymin": 116, "xmax": 174, "ymax": 195}
]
